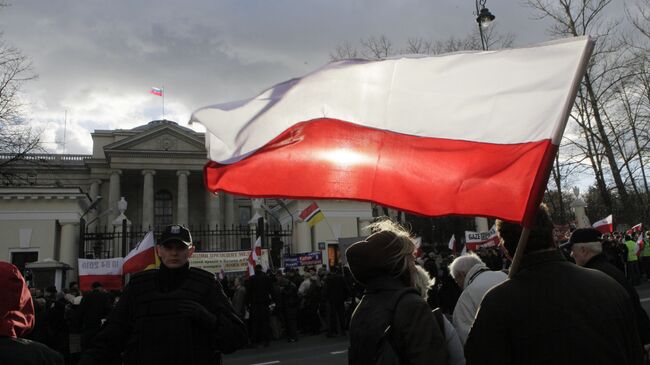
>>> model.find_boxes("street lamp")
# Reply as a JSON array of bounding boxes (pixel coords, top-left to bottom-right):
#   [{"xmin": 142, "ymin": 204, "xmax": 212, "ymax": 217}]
[{"xmin": 475, "ymin": 0, "xmax": 496, "ymax": 51}]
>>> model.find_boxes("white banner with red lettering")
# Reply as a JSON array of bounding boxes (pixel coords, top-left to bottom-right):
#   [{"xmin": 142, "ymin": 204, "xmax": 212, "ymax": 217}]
[
  {"xmin": 78, "ymin": 258, "xmax": 124, "ymax": 291},
  {"xmin": 464, "ymin": 225, "xmax": 499, "ymax": 251}
]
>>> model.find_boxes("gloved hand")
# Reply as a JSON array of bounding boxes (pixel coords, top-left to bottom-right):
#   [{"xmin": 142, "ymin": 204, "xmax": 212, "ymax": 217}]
[{"xmin": 178, "ymin": 300, "xmax": 218, "ymax": 329}]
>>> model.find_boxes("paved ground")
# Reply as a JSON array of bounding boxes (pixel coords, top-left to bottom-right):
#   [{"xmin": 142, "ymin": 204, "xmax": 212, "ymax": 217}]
[
  {"xmin": 223, "ymin": 333, "xmax": 349, "ymax": 365},
  {"xmin": 225, "ymin": 281, "xmax": 650, "ymax": 365}
]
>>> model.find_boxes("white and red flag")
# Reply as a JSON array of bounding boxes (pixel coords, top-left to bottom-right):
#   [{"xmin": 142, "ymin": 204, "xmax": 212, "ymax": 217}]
[
  {"xmin": 122, "ymin": 231, "xmax": 158, "ymax": 275},
  {"xmin": 150, "ymin": 87, "xmax": 163, "ymax": 96},
  {"xmin": 448, "ymin": 235, "xmax": 457, "ymax": 253},
  {"xmin": 636, "ymin": 234, "xmax": 645, "ymax": 256},
  {"xmin": 632, "ymin": 223, "xmax": 643, "ymax": 233},
  {"xmin": 191, "ymin": 37, "xmax": 593, "ymax": 225},
  {"xmin": 247, "ymin": 236, "xmax": 263, "ymax": 277},
  {"xmin": 592, "ymin": 215, "xmax": 613, "ymax": 234}
]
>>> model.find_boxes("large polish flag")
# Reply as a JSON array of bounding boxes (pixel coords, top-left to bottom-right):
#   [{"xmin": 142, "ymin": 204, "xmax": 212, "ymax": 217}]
[
  {"xmin": 592, "ymin": 214, "xmax": 613, "ymax": 234},
  {"xmin": 78, "ymin": 258, "xmax": 124, "ymax": 292},
  {"xmin": 191, "ymin": 37, "xmax": 593, "ymax": 225},
  {"xmin": 122, "ymin": 231, "xmax": 157, "ymax": 275}
]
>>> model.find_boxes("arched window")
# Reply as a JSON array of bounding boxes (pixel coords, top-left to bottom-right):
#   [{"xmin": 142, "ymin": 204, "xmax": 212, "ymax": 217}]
[{"xmin": 154, "ymin": 190, "xmax": 173, "ymax": 228}]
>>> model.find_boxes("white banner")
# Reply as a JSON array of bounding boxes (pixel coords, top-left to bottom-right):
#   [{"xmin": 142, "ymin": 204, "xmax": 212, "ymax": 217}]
[
  {"xmin": 78, "ymin": 258, "xmax": 124, "ymax": 276},
  {"xmin": 190, "ymin": 250, "xmax": 270, "ymax": 274}
]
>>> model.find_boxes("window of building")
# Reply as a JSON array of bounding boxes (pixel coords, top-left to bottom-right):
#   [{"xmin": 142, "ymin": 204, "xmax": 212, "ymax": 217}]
[
  {"xmin": 154, "ymin": 190, "xmax": 173, "ymax": 228},
  {"xmin": 239, "ymin": 206, "xmax": 251, "ymax": 227}
]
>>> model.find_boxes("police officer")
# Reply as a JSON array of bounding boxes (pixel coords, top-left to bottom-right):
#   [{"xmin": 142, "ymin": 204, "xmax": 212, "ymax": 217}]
[{"xmin": 80, "ymin": 225, "xmax": 248, "ymax": 365}]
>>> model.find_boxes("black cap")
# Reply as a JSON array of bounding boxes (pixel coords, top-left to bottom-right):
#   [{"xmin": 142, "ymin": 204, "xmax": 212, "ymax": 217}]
[
  {"xmin": 562, "ymin": 228, "xmax": 602, "ymax": 249},
  {"xmin": 158, "ymin": 225, "xmax": 192, "ymax": 247}
]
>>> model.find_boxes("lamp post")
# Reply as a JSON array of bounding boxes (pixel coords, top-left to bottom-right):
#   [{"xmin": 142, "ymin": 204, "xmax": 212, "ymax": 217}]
[{"xmin": 475, "ymin": 0, "xmax": 496, "ymax": 51}]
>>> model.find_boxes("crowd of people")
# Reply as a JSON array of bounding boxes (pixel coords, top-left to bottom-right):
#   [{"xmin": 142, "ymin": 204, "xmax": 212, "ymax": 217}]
[{"xmin": 2, "ymin": 216, "xmax": 650, "ymax": 364}]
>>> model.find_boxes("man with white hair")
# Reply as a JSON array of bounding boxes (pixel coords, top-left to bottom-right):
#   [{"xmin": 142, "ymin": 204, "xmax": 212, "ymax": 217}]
[
  {"xmin": 448, "ymin": 252, "xmax": 507, "ymax": 344},
  {"xmin": 565, "ymin": 228, "xmax": 650, "ymax": 356}
]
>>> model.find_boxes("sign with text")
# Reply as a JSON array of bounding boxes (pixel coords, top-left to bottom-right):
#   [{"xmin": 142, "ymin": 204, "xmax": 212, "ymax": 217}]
[
  {"xmin": 283, "ymin": 252, "xmax": 322, "ymax": 268},
  {"xmin": 190, "ymin": 250, "xmax": 270, "ymax": 274},
  {"xmin": 77, "ymin": 258, "xmax": 124, "ymax": 292},
  {"xmin": 464, "ymin": 225, "xmax": 499, "ymax": 251}
]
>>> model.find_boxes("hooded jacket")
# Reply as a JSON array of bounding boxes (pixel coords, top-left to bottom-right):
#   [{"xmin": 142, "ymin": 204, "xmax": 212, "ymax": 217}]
[{"xmin": 0, "ymin": 261, "xmax": 64, "ymax": 365}]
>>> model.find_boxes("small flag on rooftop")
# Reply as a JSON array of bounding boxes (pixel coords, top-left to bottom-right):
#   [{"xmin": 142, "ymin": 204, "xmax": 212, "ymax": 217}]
[{"xmin": 150, "ymin": 87, "xmax": 163, "ymax": 97}]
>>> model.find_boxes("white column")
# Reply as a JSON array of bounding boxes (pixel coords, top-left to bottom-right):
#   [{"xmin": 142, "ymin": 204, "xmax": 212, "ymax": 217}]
[
  {"xmin": 224, "ymin": 193, "xmax": 235, "ymax": 227},
  {"xmin": 142, "ymin": 170, "xmax": 156, "ymax": 229},
  {"xmin": 108, "ymin": 170, "xmax": 122, "ymax": 223},
  {"xmin": 571, "ymin": 187, "xmax": 590, "ymax": 228},
  {"xmin": 205, "ymin": 191, "xmax": 221, "ymax": 227},
  {"xmin": 296, "ymin": 221, "xmax": 312, "ymax": 253},
  {"xmin": 177, "ymin": 170, "xmax": 190, "ymax": 226},
  {"xmin": 88, "ymin": 179, "xmax": 102, "ymax": 232},
  {"xmin": 59, "ymin": 222, "xmax": 78, "ymax": 275},
  {"xmin": 475, "ymin": 217, "xmax": 489, "ymax": 232}
]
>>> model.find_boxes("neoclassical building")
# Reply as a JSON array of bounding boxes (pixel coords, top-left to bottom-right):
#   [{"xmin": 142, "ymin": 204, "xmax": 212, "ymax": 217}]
[{"xmin": 0, "ymin": 120, "xmax": 373, "ymax": 287}]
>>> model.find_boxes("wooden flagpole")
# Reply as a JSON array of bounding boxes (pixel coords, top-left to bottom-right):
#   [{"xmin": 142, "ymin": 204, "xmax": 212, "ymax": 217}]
[{"xmin": 508, "ymin": 227, "xmax": 530, "ymax": 278}]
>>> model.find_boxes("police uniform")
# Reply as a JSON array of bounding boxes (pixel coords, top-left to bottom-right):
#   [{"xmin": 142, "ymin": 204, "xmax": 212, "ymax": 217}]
[{"xmin": 80, "ymin": 226, "xmax": 248, "ymax": 365}]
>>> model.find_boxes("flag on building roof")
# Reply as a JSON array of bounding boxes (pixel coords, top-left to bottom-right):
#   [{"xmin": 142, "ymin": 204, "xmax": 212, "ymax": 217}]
[
  {"xmin": 299, "ymin": 202, "xmax": 325, "ymax": 227},
  {"xmin": 191, "ymin": 37, "xmax": 593, "ymax": 226},
  {"xmin": 592, "ymin": 214, "xmax": 613, "ymax": 234},
  {"xmin": 150, "ymin": 87, "xmax": 163, "ymax": 96},
  {"xmin": 122, "ymin": 231, "xmax": 158, "ymax": 275}
]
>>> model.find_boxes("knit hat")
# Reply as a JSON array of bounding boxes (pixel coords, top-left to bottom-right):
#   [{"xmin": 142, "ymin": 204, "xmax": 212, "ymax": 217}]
[{"xmin": 345, "ymin": 230, "xmax": 409, "ymax": 285}]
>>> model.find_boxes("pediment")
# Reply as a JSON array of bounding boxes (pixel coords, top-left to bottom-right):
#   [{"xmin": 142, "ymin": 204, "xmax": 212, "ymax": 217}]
[{"xmin": 104, "ymin": 125, "xmax": 206, "ymax": 154}]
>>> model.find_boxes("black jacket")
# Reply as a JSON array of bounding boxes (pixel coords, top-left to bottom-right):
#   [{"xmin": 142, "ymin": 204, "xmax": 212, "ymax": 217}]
[
  {"xmin": 465, "ymin": 250, "xmax": 643, "ymax": 365},
  {"xmin": 0, "ymin": 337, "xmax": 63, "ymax": 365},
  {"xmin": 348, "ymin": 275, "xmax": 447, "ymax": 365},
  {"xmin": 585, "ymin": 253, "xmax": 650, "ymax": 344},
  {"xmin": 80, "ymin": 264, "xmax": 247, "ymax": 365}
]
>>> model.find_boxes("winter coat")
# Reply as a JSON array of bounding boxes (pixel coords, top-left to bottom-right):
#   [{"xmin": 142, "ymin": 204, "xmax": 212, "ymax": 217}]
[
  {"xmin": 452, "ymin": 263, "xmax": 507, "ymax": 344},
  {"xmin": 585, "ymin": 253, "xmax": 650, "ymax": 345},
  {"xmin": 465, "ymin": 250, "xmax": 644, "ymax": 365},
  {"xmin": 438, "ymin": 313, "xmax": 465, "ymax": 365},
  {"xmin": 348, "ymin": 275, "xmax": 448, "ymax": 365}
]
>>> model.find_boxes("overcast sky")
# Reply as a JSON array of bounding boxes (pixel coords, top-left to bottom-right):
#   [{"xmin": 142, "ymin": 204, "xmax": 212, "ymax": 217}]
[{"xmin": 1, "ymin": 0, "xmax": 628, "ymax": 155}]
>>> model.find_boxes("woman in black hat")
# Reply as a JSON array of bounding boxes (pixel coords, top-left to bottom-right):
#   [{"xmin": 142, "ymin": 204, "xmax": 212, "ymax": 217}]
[{"xmin": 346, "ymin": 219, "xmax": 447, "ymax": 365}]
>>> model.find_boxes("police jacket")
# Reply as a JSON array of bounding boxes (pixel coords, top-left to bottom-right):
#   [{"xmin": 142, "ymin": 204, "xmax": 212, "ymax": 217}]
[
  {"xmin": 465, "ymin": 250, "xmax": 643, "ymax": 365},
  {"xmin": 348, "ymin": 275, "xmax": 448, "ymax": 365},
  {"xmin": 80, "ymin": 263, "xmax": 247, "ymax": 365},
  {"xmin": 585, "ymin": 253, "xmax": 650, "ymax": 345}
]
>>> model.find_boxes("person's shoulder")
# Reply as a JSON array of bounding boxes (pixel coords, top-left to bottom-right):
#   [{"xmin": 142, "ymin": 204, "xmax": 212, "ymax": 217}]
[
  {"xmin": 0, "ymin": 338, "xmax": 64, "ymax": 364},
  {"xmin": 189, "ymin": 266, "xmax": 216, "ymax": 280}
]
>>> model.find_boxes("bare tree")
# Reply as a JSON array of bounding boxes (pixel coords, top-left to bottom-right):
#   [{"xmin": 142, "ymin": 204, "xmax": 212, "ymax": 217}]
[{"xmin": 0, "ymin": 5, "xmax": 40, "ymax": 184}]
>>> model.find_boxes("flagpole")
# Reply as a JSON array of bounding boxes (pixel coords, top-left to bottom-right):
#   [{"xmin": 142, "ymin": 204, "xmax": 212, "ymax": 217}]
[
  {"xmin": 162, "ymin": 84, "xmax": 165, "ymax": 120},
  {"xmin": 507, "ymin": 227, "xmax": 530, "ymax": 278}
]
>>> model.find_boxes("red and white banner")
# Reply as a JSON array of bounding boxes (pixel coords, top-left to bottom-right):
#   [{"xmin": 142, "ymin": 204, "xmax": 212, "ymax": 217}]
[
  {"xmin": 631, "ymin": 223, "xmax": 643, "ymax": 233},
  {"xmin": 464, "ymin": 226, "xmax": 499, "ymax": 252},
  {"xmin": 78, "ymin": 258, "xmax": 123, "ymax": 292},
  {"xmin": 192, "ymin": 37, "xmax": 593, "ymax": 225},
  {"xmin": 122, "ymin": 231, "xmax": 157, "ymax": 275},
  {"xmin": 592, "ymin": 215, "xmax": 613, "ymax": 234}
]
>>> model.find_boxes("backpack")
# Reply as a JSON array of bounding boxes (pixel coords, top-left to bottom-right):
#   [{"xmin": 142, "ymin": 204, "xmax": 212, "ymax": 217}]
[{"xmin": 374, "ymin": 288, "xmax": 420, "ymax": 365}]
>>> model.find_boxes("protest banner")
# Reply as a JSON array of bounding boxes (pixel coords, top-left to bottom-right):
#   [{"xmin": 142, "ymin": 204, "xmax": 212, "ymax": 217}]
[
  {"xmin": 464, "ymin": 225, "xmax": 499, "ymax": 252},
  {"xmin": 283, "ymin": 252, "xmax": 322, "ymax": 268},
  {"xmin": 78, "ymin": 258, "xmax": 123, "ymax": 291},
  {"xmin": 190, "ymin": 249, "xmax": 270, "ymax": 274}
]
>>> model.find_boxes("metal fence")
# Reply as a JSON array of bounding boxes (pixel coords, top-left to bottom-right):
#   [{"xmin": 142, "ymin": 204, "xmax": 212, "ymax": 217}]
[{"xmin": 80, "ymin": 223, "xmax": 293, "ymax": 260}]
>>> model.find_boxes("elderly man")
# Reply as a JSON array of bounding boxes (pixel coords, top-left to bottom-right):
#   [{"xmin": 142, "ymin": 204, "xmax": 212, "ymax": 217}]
[
  {"xmin": 566, "ymin": 228, "xmax": 650, "ymax": 357},
  {"xmin": 448, "ymin": 253, "xmax": 507, "ymax": 344},
  {"xmin": 465, "ymin": 205, "xmax": 643, "ymax": 365}
]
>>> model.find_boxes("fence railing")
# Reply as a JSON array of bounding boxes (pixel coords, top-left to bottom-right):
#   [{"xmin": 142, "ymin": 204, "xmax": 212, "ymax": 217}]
[{"xmin": 80, "ymin": 224, "xmax": 293, "ymax": 260}]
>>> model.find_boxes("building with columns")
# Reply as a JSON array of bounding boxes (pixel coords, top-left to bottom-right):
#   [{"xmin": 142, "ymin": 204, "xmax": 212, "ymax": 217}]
[{"xmin": 0, "ymin": 120, "xmax": 373, "ymax": 287}]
